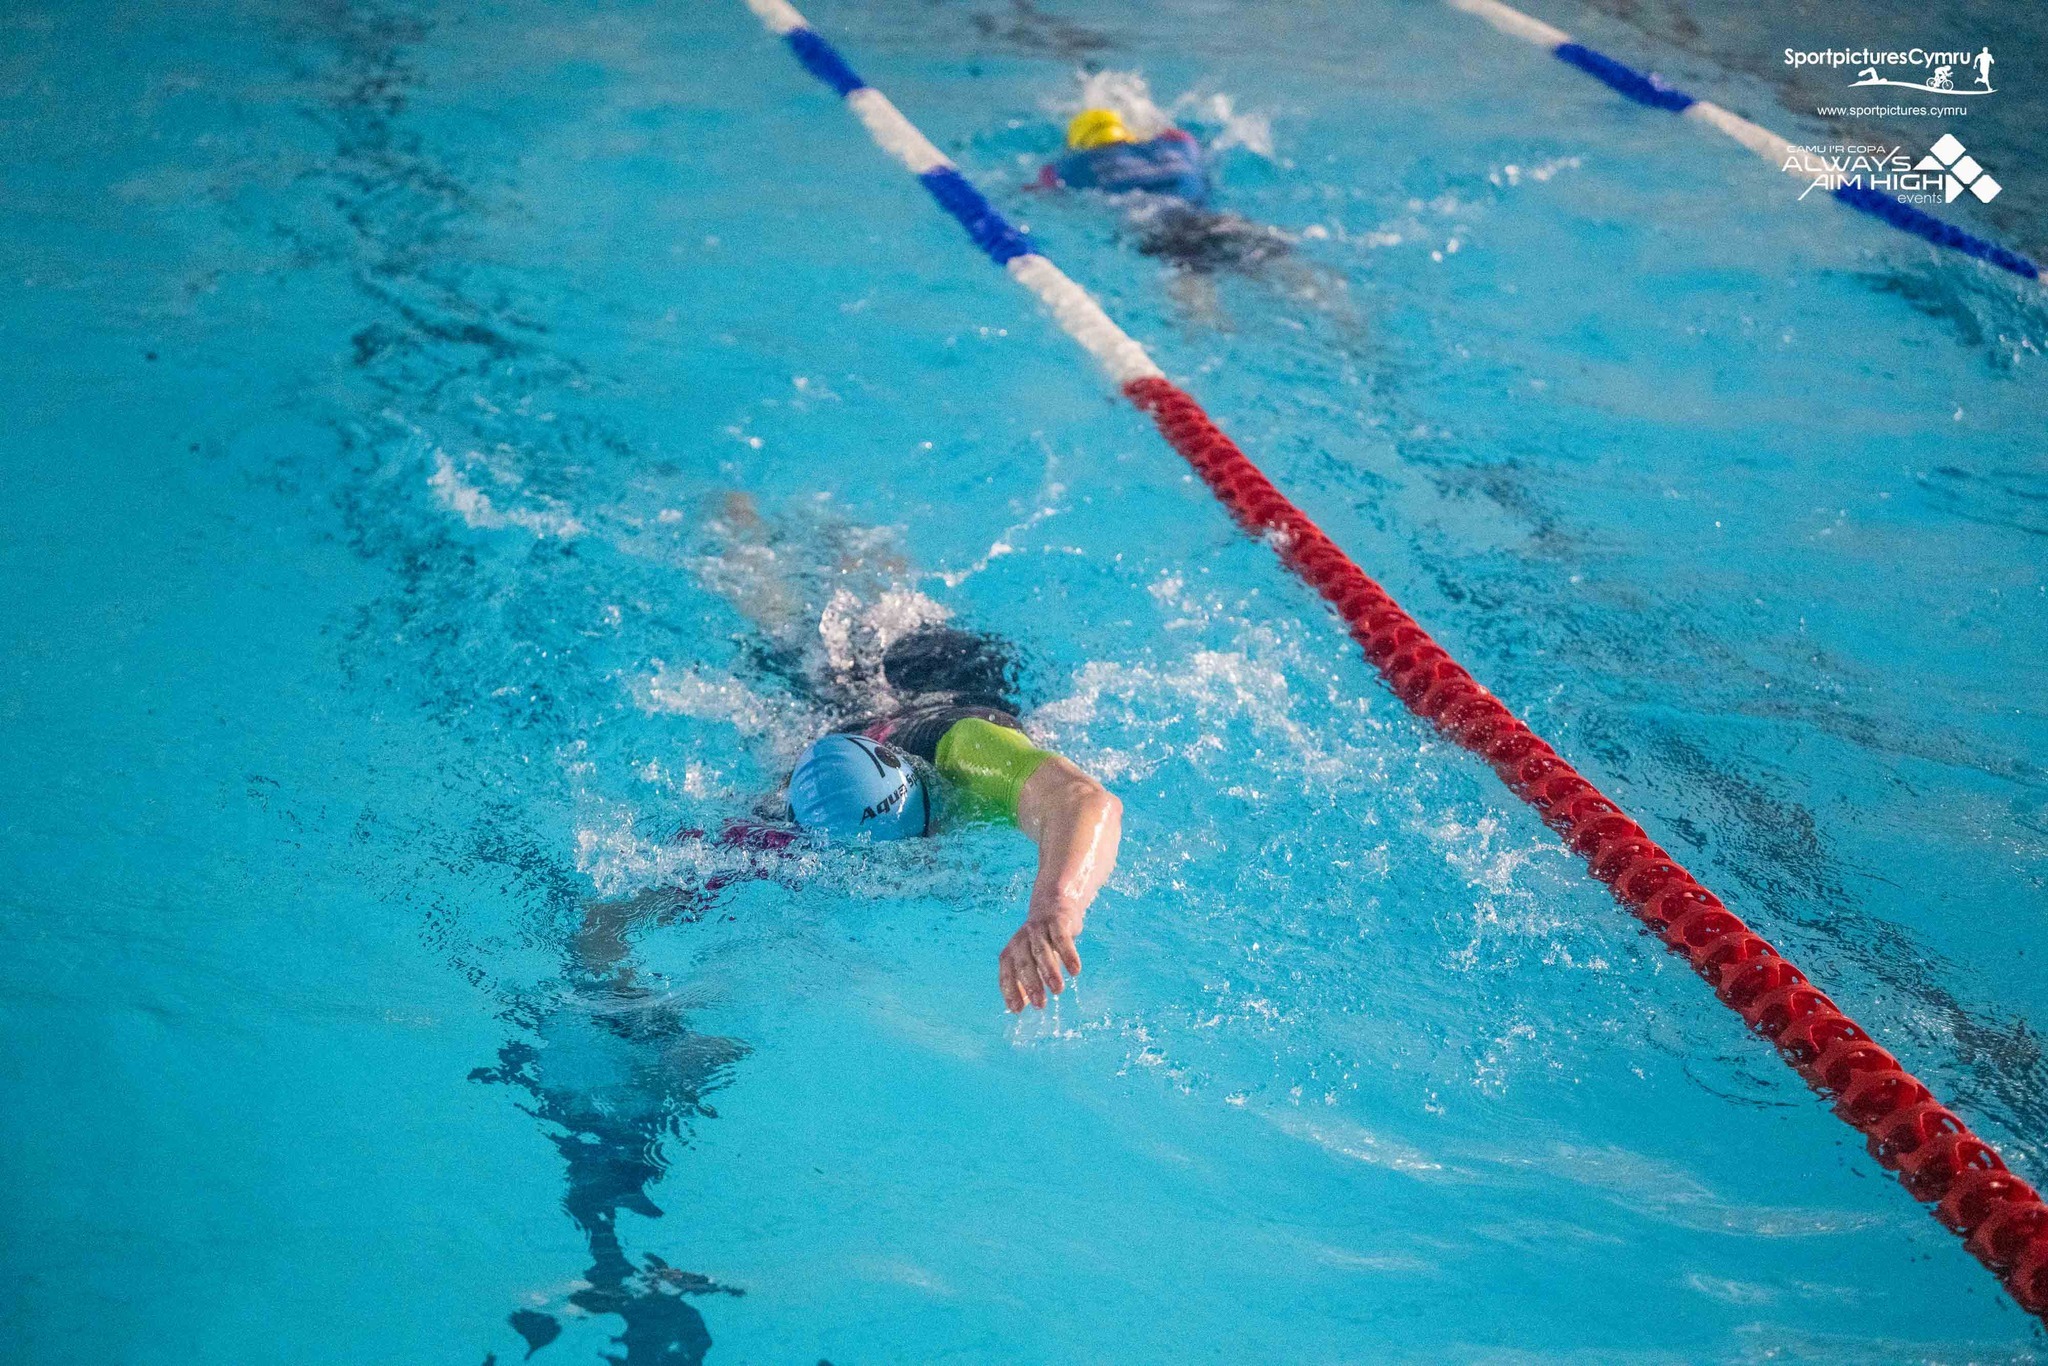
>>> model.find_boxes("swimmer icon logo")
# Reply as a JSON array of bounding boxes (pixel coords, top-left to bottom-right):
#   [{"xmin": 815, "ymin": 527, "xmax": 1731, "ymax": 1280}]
[{"xmin": 1917, "ymin": 134, "xmax": 2002, "ymax": 204}]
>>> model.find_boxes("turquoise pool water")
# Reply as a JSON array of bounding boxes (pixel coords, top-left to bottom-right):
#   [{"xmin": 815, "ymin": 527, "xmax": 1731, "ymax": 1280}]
[{"xmin": 3, "ymin": 0, "xmax": 2045, "ymax": 1360}]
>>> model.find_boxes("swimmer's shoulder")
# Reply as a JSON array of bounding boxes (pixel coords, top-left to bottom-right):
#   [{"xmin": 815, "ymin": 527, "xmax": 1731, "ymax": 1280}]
[
  {"xmin": 932, "ymin": 715, "xmax": 1053, "ymax": 822},
  {"xmin": 859, "ymin": 701, "xmax": 1022, "ymax": 764}
]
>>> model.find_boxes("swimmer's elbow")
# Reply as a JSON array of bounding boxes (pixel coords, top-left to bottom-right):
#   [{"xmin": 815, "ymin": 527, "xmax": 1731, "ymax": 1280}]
[
  {"xmin": 1017, "ymin": 754, "xmax": 1117, "ymax": 833},
  {"xmin": 1059, "ymin": 758, "xmax": 1119, "ymax": 816},
  {"xmin": 1074, "ymin": 779, "xmax": 1122, "ymax": 848}
]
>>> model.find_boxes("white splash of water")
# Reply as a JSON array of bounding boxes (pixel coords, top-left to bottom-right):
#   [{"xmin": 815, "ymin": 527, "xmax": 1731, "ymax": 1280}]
[
  {"xmin": 1056, "ymin": 71, "xmax": 1276, "ymax": 160},
  {"xmin": 572, "ymin": 800, "xmax": 714, "ymax": 897},
  {"xmin": 1035, "ymin": 645, "xmax": 1384, "ymax": 792},
  {"xmin": 1068, "ymin": 69, "xmax": 1173, "ymax": 138},
  {"xmin": 638, "ymin": 660, "xmax": 822, "ymax": 763},
  {"xmin": 1489, "ymin": 156, "xmax": 1583, "ymax": 187},
  {"xmin": 817, "ymin": 585, "xmax": 950, "ymax": 683},
  {"xmin": 428, "ymin": 449, "xmax": 585, "ymax": 539},
  {"xmin": 1171, "ymin": 89, "xmax": 1274, "ymax": 158}
]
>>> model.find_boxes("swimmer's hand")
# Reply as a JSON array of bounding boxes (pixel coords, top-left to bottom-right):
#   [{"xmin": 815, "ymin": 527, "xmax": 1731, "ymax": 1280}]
[{"xmin": 999, "ymin": 757, "xmax": 1122, "ymax": 1012}]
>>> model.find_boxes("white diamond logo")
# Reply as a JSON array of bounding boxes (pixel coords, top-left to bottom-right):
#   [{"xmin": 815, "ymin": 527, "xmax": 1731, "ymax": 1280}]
[{"xmin": 1925, "ymin": 137, "xmax": 2002, "ymax": 204}]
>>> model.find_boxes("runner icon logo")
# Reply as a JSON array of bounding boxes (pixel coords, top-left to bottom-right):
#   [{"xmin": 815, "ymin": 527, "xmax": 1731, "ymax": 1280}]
[{"xmin": 1918, "ymin": 134, "xmax": 2002, "ymax": 203}]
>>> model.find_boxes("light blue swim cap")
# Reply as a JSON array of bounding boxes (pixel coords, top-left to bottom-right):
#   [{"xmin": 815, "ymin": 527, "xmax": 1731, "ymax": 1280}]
[{"xmin": 788, "ymin": 734, "xmax": 930, "ymax": 840}]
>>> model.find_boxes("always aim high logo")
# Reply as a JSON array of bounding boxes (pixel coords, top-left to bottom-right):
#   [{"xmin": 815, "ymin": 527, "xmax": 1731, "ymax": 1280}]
[
  {"xmin": 1785, "ymin": 136, "xmax": 2004, "ymax": 206},
  {"xmin": 1916, "ymin": 134, "xmax": 2002, "ymax": 203}
]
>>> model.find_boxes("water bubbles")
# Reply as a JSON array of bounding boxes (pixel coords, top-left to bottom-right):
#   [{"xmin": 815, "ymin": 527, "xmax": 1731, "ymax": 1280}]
[{"xmin": 427, "ymin": 447, "xmax": 585, "ymax": 539}]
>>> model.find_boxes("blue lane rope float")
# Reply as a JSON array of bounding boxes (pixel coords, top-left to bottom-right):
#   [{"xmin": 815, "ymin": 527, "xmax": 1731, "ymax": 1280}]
[
  {"xmin": 1831, "ymin": 184, "xmax": 2042, "ymax": 279},
  {"xmin": 1447, "ymin": 0, "xmax": 2042, "ymax": 282},
  {"xmin": 734, "ymin": 0, "xmax": 2048, "ymax": 1319},
  {"xmin": 1553, "ymin": 42, "xmax": 1696, "ymax": 112}
]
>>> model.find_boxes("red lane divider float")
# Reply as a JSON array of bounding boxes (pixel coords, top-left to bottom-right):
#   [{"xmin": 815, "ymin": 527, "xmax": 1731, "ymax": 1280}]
[{"xmin": 1125, "ymin": 375, "xmax": 2048, "ymax": 1320}]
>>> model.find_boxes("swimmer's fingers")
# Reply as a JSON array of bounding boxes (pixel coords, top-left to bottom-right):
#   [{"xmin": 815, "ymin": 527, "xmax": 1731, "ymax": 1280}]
[
  {"xmin": 1000, "ymin": 928, "xmax": 1047, "ymax": 1011},
  {"xmin": 1000, "ymin": 920, "xmax": 1082, "ymax": 1012},
  {"xmin": 1014, "ymin": 950, "xmax": 1048, "ymax": 1010},
  {"xmin": 1028, "ymin": 925, "xmax": 1067, "ymax": 1000},
  {"xmin": 1043, "ymin": 920, "xmax": 1083, "ymax": 979},
  {"xmin": 999, "ymin": 953, "xmax": 1027, "ymax": 1012}
]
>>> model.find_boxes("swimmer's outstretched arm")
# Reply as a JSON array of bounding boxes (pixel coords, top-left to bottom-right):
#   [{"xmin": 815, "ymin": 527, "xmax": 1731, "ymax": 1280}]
[{"xmin": 1000, "ymin": 757, "xmax": 1122, "ymax": 1012}]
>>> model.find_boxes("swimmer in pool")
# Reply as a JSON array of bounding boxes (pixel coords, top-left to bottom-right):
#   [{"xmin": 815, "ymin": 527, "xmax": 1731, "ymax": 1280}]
[
  {"xmin": 785, "ymin": 623, "xmax": 1122, "ymax": 1013},
  {"xmin": 1043, "ymin": 107, "xmax": 1211, "ymax": 203},
  {"xmin": 637, "ymin": 494, "xmax": 1121, "ymax": 1014},
  {"xmin": 1039, "ymin": 107, "xmax": 1343, "ymax": 329}
]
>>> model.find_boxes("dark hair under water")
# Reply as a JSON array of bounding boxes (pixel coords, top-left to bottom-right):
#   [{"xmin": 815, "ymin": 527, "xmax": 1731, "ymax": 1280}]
[{"xmin": 880, "ymin": 626, "xmax": 1021, "ymax": 713}]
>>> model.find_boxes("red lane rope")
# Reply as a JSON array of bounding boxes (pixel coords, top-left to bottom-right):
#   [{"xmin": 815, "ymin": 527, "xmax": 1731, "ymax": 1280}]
[{"xmin": 1124, "ymin": 375, "xmax": 2048, "ymax": 1319}]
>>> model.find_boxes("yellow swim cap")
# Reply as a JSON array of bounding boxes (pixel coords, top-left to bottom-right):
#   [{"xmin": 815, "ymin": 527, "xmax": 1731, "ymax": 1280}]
[{"xmin": 1066, "ymin": 108, "xmax": 1135, "ymax": 151}]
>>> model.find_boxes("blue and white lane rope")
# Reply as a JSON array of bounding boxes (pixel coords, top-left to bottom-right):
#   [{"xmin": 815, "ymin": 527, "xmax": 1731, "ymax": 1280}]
[
  {"xmin": 746, "ymin": 0, "xmax": 1162, "ymax": 385},
  {"xmin": 1446, "ymin": 0, "xmax": 2043, "ymax": 282}
]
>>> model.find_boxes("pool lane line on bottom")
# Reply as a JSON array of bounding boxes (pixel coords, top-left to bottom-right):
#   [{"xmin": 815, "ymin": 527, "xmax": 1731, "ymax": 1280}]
[
  {"xmin": 737, "ymin": 0, "xmax": 2048, "ymax": 1321},
  {"xmin": 1444, "ymin": 0, "xmax": 2042, "ymax": 284}
]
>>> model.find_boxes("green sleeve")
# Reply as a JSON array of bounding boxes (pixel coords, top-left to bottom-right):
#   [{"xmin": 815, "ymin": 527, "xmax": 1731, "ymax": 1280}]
[{"xmin": 933, "ymin": 717, "xmax": 1054, "ymax": 821}]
